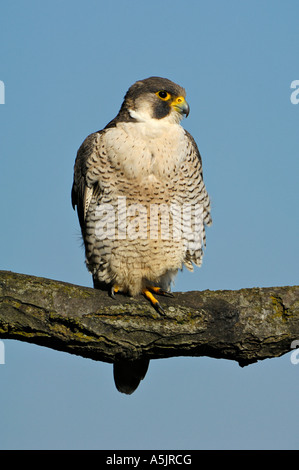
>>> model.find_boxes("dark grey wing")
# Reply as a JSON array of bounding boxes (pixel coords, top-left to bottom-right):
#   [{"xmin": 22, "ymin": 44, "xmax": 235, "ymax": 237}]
[
  {"xmin": 71, "ymin": 132, "xmax": 102, "ymax": 234},
  {"xmin": 184, "ymin": 129, "xmax": 212, "ymax": 227},
  {"xmin": 180, "ymin": 130, "xmax": 212, "ymax": 270}
]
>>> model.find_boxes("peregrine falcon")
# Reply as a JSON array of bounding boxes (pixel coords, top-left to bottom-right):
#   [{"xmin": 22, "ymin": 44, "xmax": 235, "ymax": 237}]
[{"xmin": 72, "ymin": 77, "xmax": 211, "ymax": 394}]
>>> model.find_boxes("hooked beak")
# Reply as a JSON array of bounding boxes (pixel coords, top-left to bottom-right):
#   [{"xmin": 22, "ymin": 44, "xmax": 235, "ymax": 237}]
[{"xmin": 171, "ymin": 96, "xmax": 190, "ymax": 117}]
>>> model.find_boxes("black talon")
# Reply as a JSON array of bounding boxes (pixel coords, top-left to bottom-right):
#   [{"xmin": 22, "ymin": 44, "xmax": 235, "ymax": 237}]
[
  {"xmin": 158, "ymin": 289, "xmax": 174, "ymax": 298},
  {"xmin": 154, "ymin": 301, "xmax": 166, "ymax": 316},
  {"xmin": 150, "ymin": 286, "xmax": 174, "ymax": 298},
  {"xmin": 110, "ymin": 286, "xmax": 119, "ymax": 299}
]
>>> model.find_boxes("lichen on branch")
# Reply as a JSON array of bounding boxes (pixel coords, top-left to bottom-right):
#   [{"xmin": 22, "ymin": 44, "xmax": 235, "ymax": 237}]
[{"xmin": 0, "ymin": 270, "xmax": 298, "ymax": 367}]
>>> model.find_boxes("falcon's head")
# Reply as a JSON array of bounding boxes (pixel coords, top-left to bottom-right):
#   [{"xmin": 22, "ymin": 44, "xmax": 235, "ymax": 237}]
[{"xmin": 115, "ymin": 76, "xmax": 190, "ymax": 125}]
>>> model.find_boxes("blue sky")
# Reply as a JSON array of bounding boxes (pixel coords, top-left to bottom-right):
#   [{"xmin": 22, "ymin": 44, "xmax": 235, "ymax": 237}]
[{"xmin": 0, "ymin": 0, "xmax": 298, "ymax": 450}]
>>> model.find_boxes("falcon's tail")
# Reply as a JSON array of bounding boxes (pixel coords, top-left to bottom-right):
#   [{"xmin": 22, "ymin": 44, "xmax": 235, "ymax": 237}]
[{"xmin": 113, "ymin": 358, "xmax": 150, "ymax": 395}]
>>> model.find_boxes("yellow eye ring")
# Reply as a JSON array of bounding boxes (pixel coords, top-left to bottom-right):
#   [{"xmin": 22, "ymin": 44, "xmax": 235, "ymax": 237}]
[{"xmin": 156, "ymin": 90, "xmax": 171, "ymax": 101}]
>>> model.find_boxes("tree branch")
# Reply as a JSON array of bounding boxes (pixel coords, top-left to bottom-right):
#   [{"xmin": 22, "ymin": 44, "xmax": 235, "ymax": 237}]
[{"xmin": 0, "ymin": 270, "xmax": 298, "ymax": 367}]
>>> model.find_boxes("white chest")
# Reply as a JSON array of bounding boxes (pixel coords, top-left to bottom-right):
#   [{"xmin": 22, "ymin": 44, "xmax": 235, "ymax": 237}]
[{"xmin": 103, "ymin": 121, "xmax": 188, "ymax": 181}]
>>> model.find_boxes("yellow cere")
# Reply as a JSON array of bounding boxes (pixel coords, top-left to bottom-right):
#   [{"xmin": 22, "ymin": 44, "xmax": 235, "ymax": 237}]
[{"xmin": 173, "ymin": 96, "xmax": 184, "ymax": 105}]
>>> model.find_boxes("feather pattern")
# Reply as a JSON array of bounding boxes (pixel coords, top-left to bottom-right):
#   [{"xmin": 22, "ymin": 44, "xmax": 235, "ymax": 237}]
[{"xmin": 72, "ymin": 77, "xmax": 211, "ymax": 296}]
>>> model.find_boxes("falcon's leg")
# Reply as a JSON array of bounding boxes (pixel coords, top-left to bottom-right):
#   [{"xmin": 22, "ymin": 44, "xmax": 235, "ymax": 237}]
[
  {"xmin": 110, "ymin": 284, "xmax": 172, "ymax": 315},
  {"xmin": 142, "ymin": 287, "xmax": 172, "ymax": 315}
]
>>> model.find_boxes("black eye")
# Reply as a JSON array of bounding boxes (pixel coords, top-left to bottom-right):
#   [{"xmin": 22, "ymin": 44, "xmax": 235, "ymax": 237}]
[{"xmin": 156, "ymin": 90, "xmax": 171, "ymax": 101}]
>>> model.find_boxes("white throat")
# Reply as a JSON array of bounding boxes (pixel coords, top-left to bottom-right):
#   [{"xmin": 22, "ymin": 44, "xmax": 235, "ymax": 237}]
[{"xmin": 129, "ymin": 107, "xmax": 182, "ymax": 126}]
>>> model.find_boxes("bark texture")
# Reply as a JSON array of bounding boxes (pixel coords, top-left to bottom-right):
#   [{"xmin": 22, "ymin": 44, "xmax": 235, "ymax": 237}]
[{"xmin": 0, "ymin": 270, "xmax": 298, "ymax": 367}]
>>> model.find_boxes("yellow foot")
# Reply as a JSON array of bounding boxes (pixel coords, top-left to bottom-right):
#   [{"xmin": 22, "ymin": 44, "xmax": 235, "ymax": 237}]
[
  {"xmin": 142, "ymin": 288, "xmax": 166, "ymax": 315},
  {"xmin": 150, "ymin": 286, "xmax": 174, "ymax": 298}
]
